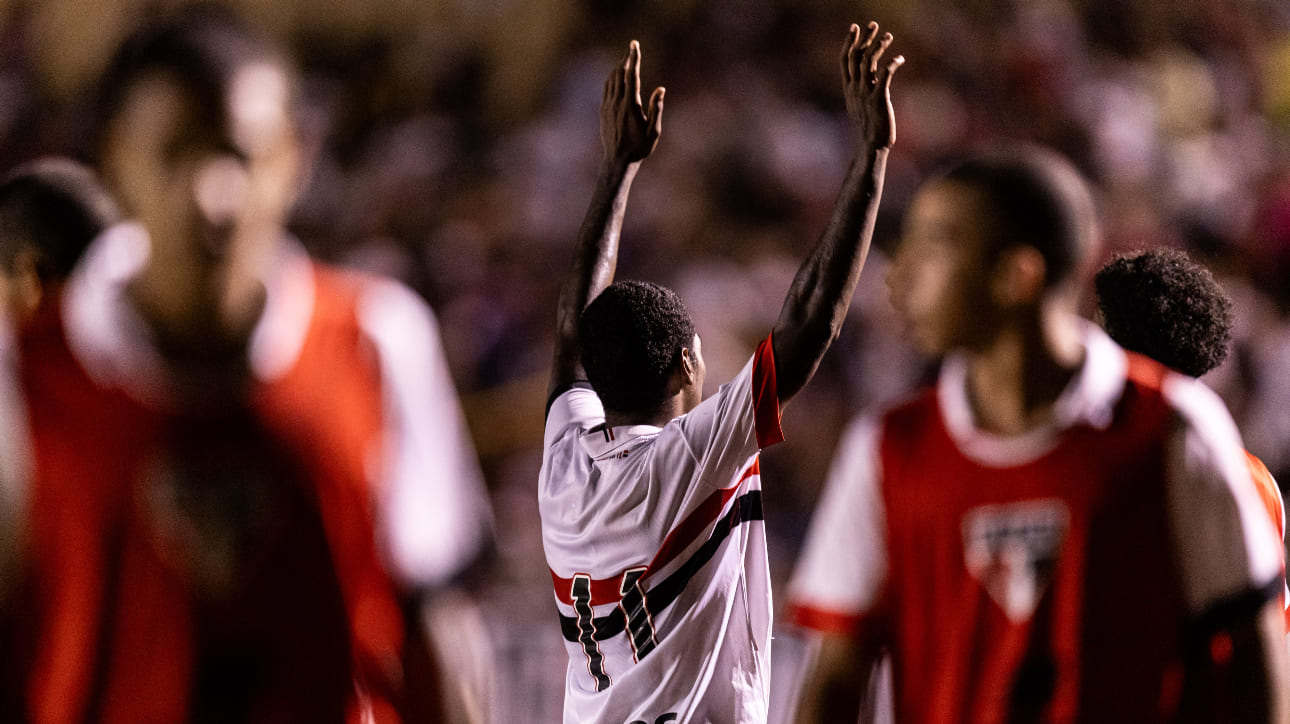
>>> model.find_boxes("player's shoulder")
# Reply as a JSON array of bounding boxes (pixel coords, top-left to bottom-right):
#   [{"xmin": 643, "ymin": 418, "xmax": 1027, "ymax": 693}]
[
  {"xmin": 1153, "ymin": 360, "xmax": 1242, "ymax": 446},
  {"xmin": 1243, "ymin": 450, "xmax": 1284, "ymax": 530},
  {"xmin": 303, "ymin": 256, "xmax": 443, "ymax": 342},
  {"xmin": 881, "ymin": 384, "xmax": 939, "ymax": 420},
  {"xmin": 1110, "ymin": 350, "xmax": 1232, "ymax": 437},
  {"xmin": 1122, "ymin": 352, "xmax": 1250, "ymax": 487},
  {"xmin": 309, "ymin": 256, "xmax": 418, "ymax": 312},
  {"xmin": 1246, "ymin": 450, "xmax": 1276, "ymax": 486},
  {"xmin": 1121, "ymin": 350, "xmax": 1171, "ymax": 395},
  {"xmin": 872, "ymin": 383, "xmax": 940, "ymax": 444}
]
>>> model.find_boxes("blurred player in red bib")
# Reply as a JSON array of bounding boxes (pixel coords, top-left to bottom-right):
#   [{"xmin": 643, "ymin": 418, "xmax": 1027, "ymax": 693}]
[
  {"xmin": 787, "ymin": 150, "xmax": 1289, "ymax": 723},
  {"xmin": 0, "ymin": 158, "xmax": 121, "ymax": 604},
  {"xmin": 0, "ymin": 8, "xmax": 491, "ymax": 723}
]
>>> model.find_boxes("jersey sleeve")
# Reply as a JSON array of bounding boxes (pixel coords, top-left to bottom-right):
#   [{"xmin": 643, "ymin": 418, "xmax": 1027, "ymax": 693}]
[
  {"xmin": 1244, "ymin": 453, "xmax": 1289, "ymax": 624},
  {"xmin": 668, "ymin": 334, "xmax": 783, "ymax": 483},
  {"xmin": 357, "ymin": 279, "xmax": 494, "ymax": 590},
  {"xmin": 544, "ymin": 382, "xmax": 604, "ymax": 452},
  {"xmin": 787, "ymin": 416, "xmax": 887, "ymax": 635},
  {"xmin": 1163, "ymin": 374, "xmax": 1284, "ymax": 621},
  {"xmin": 1245, "ymin": 452, "xmax": 1285, "ymax": 547}
]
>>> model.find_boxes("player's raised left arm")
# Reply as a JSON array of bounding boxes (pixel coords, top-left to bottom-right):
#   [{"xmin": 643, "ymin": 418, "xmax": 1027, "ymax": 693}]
[
  {"xmin": 549, "ymin": 41, "xmax": 664, "ymax": 399},
  {"xmin": 771, "ymin": 22, "xmax": 902, "ymax": 405}
]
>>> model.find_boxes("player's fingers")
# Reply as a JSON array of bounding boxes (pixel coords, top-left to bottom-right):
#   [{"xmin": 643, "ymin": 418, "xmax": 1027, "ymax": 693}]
[
  {"xmin": 603, "ymin": 44, "xmax": 629, "ymax": 98},
  {"xmin": 840, "ymin": 23, "xmax": 860, "ymax": 85},
  {"xmin": 629, "ymin": 40, "xmax": 643, "ymax": 105},
  {"xmin": 870, "ymin": 33, "xmax": 893, "ymax": 76},
  {"xmin": 606, "ymin": 54, "xmax": 621, "ymax": 98},
  {"xmin": 884, "ymin": 55, "xmax": 905, "ymax": 83},
  {"xmin": 647, "ymin": 86, "xmax": 665, "ymax": 140},
  {"xmin": 877, "ymin": 54, "xmax": 904, "ymax": 101},
  {"xmin": 851, "ymin": 22, "xmax": 879, "ymax": 86},
  {"xmin": 861, "ymin": 21, "xmax": 881, "ymax": 50},
  {"xmin": 881, "ymin": 55, "xmax": 903, "ymax": 144},
  {"xmin": 604, "ymin": 63, "xmax": 618, "ymax": 102},
  {"xmin": 610, "ymin": 42, "xmax": 631, "ymax": 98}
]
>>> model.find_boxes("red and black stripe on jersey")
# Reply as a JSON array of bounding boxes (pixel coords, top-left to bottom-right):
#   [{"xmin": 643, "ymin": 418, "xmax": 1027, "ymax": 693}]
[{"xmin": 555, "ymin": 488, "xmax": 764, "ymax": 648}]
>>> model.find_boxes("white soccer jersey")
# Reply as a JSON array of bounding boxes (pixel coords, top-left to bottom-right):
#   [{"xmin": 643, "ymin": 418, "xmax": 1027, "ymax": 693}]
[{"xmin": 539, "ymin": 335, "xmax": 784, "ymax": 724}]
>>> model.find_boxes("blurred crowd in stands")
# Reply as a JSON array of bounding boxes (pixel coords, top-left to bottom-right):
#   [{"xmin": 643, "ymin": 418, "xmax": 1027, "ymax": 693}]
[{"xmin": 1, "ymin": 0, "xmax": 1288, "ymax": 719}]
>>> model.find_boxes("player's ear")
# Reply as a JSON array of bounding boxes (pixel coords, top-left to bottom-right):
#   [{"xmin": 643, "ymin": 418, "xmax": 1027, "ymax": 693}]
[
  {"xmin": 990, "ymin": 245, "xmax": 1046, "ymax": 308},
  {"xmin": 678, "ymin": 347, "xmax": 696, "ymax": 386}
]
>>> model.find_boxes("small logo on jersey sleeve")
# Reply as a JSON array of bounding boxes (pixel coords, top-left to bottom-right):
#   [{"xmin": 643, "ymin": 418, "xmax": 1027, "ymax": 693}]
[{"xmin": 962, "ymin": 500, "xmax": 1069, "ymax": 622}]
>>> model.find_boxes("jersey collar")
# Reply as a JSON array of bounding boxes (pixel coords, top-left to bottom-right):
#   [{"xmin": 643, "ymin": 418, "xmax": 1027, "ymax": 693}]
[
  {"xmin": 937, "ymin": 320, "xmax": 1128, "ymax": 465},
  {"xmin": 578, "ymin": 422, "xmax": 662, "ymax": 461},
  {"xmin": 62, "ymin": 222, "xmax": 316, "ymax": 408}
]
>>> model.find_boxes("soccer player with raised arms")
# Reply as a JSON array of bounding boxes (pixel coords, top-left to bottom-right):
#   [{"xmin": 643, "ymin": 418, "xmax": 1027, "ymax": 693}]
[{"xmin": 540, "ymin": 22, "xmax": 901, "ymax": 724}]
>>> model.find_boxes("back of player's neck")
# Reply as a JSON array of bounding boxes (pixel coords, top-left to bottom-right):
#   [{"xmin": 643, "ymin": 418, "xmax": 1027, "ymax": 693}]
[{"xmin": 605, "ymin": 398, "xmax": 682, "ymax": 429}]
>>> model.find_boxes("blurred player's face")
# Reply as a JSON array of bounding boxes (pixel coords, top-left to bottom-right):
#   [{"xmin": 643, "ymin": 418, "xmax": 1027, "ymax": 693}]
[
  {"xmin": 101, "ymin": 64, "xmax": 300, "ymax": 325},
  {"xmin": 887, "ymin": 181, "xmax": 1001, "ymax": 356}
]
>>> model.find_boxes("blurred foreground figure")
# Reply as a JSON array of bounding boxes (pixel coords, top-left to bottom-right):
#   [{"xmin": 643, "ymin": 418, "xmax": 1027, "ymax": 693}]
[
  {"xmin": 787, "ymin": 149, "xmax": 1289, "ymax": 723},
  {"xmin": 0, "ymin": 157, "xmax": 120, "ymax": 323},
  {"xmin": 0, "ymin": 157, "xmax": 119, "ymax": 640},
  {"xmin": 1096, "ymin": 246, "xmax": 1288, "ymax": 635},
  {"xmin": 540, "ymin": 24, "xmax": 899, "ymax": 723},
  {"xmin": 0, "ymin": 8, "xmax": 491, "ymax": 723}
]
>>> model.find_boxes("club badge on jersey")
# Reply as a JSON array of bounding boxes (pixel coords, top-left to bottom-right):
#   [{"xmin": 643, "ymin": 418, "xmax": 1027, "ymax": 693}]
[{"xmin": 962, "ymin": 500, "xmax": 1070, "ymax": 622}]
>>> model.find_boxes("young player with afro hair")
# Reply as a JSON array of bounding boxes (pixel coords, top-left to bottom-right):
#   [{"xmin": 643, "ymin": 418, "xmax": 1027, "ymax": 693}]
[
  {"xmin": 1096, "ymin": 246, "xmax": 1288, "ymax": 638},
  {"xmin": 1095, "ymin": 246, "xmax": 1233, "ymax": 378}
]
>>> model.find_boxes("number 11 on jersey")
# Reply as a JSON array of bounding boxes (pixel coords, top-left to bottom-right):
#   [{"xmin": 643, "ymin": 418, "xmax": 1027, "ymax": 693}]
[{"xmin": 570, "ymin": 567, "xmax": 661, "ymax": 692}]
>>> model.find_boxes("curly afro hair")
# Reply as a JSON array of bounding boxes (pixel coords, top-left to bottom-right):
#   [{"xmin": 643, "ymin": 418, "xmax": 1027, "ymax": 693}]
[
  {"xmin": 579, "ymin": 280, "xmax": 696, "ymax": 414},
  {"xmin": 1094, "ymin": 247, "xmax": 1233, "ymax": 377}
]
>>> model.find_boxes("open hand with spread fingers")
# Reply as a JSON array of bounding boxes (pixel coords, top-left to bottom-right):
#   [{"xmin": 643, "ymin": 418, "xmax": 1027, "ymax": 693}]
[
  {"xmin": 602, "ymin": 40, "xmax": 665, "ymax": 165},
  {"xmin": 842, "ymin": 22, "xmax": 903, "ymax": 149}
]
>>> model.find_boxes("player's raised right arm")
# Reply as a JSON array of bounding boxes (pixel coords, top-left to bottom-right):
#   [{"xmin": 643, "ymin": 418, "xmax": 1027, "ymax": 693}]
[
  {"xmin": 771, "ymin": 22, "xmax": 901, "ymax": 405},
  {"xmin": 549, "ymin": 41, "xmax": 664, "ymax": 399}
]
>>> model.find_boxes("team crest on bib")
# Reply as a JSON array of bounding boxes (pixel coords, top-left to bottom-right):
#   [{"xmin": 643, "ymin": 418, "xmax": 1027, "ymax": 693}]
[{"xmin": 962, "ymin": 500, "xmax": 1069, "ymax": 622}]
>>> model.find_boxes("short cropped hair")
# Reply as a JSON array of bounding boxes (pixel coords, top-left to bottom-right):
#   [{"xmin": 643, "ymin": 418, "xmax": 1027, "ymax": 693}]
[
  {"xmin": 579, "ymin": 280, "xmax": 697, "ymax": 414},
  {"xmin": 0, "ymin": 157, "xmax": 120, "ymax": 279},
  {"xmin": 1095, "ymin": 247, "xmax": 1233, "ymax": 377},
  {"xmin": 940, "ymin": 147, "xmax": 1099, "ymax": 287},
  {"xmin": 93, "ymin": 4, "xmax": 291, "ymax": 155}
]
